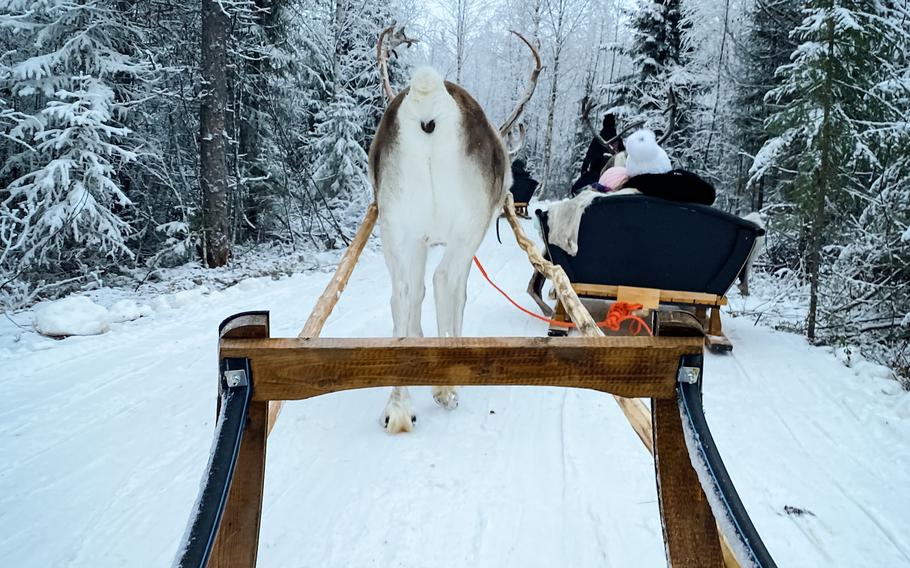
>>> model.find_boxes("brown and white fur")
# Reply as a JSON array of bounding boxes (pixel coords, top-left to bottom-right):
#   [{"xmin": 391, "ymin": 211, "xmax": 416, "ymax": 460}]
[{"xmin": 368, "ymin": 67, "xmax": 511, "ymax": 433}]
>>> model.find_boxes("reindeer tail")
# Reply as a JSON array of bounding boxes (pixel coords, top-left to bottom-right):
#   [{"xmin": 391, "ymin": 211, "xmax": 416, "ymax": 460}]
[{"xmin": 410, "ymin": 66, "xmax": 444, "ymax": 96}]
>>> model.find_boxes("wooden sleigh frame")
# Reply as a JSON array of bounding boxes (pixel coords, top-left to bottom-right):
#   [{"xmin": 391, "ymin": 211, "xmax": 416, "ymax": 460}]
[
  {"xmin": 531, "ymin": 275, "xmax": 733, "ymax": 352},
  {"xmin": 528, "ymin": 196, "xmax": 765, "ymax": 353},
  {"xmin": 175, "ymin": 198, "xmax": 776, "ymax": 568}
]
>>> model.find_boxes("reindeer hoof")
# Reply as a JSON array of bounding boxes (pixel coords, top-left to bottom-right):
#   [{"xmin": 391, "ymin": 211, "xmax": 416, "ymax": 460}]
[
  {"xmin": 432, "ymin": 387, "xmax": 459, "ymax": 410},
  {"xmin": 382, "ymin": 402, "xmax": 415, "ymax": 434}
]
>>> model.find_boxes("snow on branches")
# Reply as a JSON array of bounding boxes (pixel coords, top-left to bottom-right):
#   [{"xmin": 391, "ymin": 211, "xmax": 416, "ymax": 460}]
[{"xmin": 0, "ymin": 0, "xmax": 150, "ymax": 272}]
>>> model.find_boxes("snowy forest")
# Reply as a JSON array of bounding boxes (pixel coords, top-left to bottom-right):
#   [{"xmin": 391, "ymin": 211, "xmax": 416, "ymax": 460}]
[{"xmin": 1, "ymin": 0, "xmax": 908, "ymax": 382}]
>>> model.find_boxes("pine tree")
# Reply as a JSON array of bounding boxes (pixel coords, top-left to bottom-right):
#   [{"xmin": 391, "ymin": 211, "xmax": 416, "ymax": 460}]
[
  {"xmin": 307, "ymin": 0, "xmax": 392, "ymax": 210},
  {"xmin": 732, "ymin": 0, "xmax": 802, "ymax": 213},
  {"xmin": 0, "ymin": 1, "xmax": 149, "ymax": 275},
  {"xmin": 751, "ymin": 0, "xmax": 896, "ymax": 341},
  {"xmin": 602, "ymin": 0, "xmax": 696, "ymax": 166},
  {"xmin": 824, "ymin": 1, "xmax": 910, "ymax": 377}
]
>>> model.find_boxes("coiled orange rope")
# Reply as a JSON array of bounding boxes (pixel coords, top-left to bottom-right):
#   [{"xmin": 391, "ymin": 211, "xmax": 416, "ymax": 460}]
[{"xmin": 472, "ymin": 256, "xmax": 653, "ymax": 336}]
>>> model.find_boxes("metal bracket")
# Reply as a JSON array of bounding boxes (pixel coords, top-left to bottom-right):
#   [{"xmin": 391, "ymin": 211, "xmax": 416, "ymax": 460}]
[
  {"xmin": 677, "ymin": 366, "xmax": 701, "ymax": 384},
  {"xmin": 223, "ymin": 369, "xmax": 248, "ymax": 388}
]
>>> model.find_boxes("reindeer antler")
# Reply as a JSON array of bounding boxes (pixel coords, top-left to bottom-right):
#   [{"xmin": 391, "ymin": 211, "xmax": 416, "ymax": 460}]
[
  {"xmin": 582, "ymin": 87, "xmax": 675, "ymax": 151},
  {"xmin": 498, "ymin": 31, "xmax": 542, "ymax": 138},
  {"xmin": 580, "ymin": 96, "xmax": 610, "ymax": 149},
  {"xmin": 581, "ymin": 98, "xmax": 646, "ymax": 152},
  {"xmin": 506, "ymin": 123, "xmax": 526, "ymax": 159},
  {"xmin": 377, "ymin": 24, "xmax": 418, "ymax": 102}
]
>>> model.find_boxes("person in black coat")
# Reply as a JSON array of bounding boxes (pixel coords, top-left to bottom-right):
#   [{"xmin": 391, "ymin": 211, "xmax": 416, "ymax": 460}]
[
  {"xmin": 509, "ymin": 159, "xmax": 539, "ymax": 218},
  {"xmin": 571, "ymin": 113, "xmax": 624, "ymax": 194}
]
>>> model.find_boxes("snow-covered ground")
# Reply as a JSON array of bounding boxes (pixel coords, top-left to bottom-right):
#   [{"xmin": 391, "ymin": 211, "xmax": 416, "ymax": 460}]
[{"xmin": 2, "ymin": 217, "xmax": 909, "ymax": 567}]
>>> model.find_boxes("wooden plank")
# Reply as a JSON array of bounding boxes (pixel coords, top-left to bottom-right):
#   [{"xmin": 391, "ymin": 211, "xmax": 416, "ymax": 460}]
[
  {"xmin": 617, "ymin": 285, "xmax": 660, "ymax": 310},
  {"xmin": 708, "ymin": 306, "xmax": 723, "ymax": 336},
  {"xmin": 652, "ymin": 397, "xmax": 725, "ymax": 568},
  {"xmin": 706, "ymin": 307, "xmax": 734, "ymax": 353},
  {"xmin": 264, "ymin": 203, "xmax": 379, "ymax": 436},
  {"xmin": 209, "ymin": 400, "xmax": 267, "ymax": 568},
  {"xmin": 219, "ymin": 336, "xmax": 703, "ymax": 401},
  {"xmin": 220, "ymin": 313, "xmax": 270, "ymax": 339},
  {"xmin": 572, "ymin": 283, "xmax": 727, "ymax": 307},
  {"xmin": 217, "ymin": 312, "xmax": 269, "ymax": 415},
  {"xmin": 614, "ymin": 396, "xmax": 654, "ymax": 453},
  {"xmin": 211, "ymin": 315, "xmax": 269, "ymax": 568}
]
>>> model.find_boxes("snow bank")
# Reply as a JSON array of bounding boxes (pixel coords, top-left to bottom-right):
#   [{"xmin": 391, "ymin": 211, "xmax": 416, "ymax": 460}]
[
  {"xmin": 33, "ymin": 296, "xmax": 111, "ymax": 337},
  {"xmin": 171, "ymin": 286, "xmax": 209, "ymax": 307},
  {"xmin": 109, "ymin": 299, "xmax": 151, "ymax": 323}
]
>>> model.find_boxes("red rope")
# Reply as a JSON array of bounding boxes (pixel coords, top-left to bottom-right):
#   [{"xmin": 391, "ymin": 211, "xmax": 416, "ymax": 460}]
[{"xmin": 471, "ymin": 256, "xmax": 653, "ymax": 336}]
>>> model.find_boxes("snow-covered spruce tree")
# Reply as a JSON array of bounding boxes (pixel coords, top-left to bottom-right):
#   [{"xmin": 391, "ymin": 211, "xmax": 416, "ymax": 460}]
[
  {"xmin": 0, "ymin": 1, "xmax": 149, "ymax": 279},
  {"xmin": 731, "ymin": 0, "xmax": 801, "ymax": 214},
  {"xmin": 823, "ymin": 2, "xmax": 910, "ymax": 380},
  {"xmin": 602, "ymin": 0, "xmax": 698, "ymax": 167},
  {"xmin": 221, "ymin": 0, "xmax": 295, "ymax": 244},
  {"xmin": 751, "ymin": 1, "xmax": 895, "ymax": 341},
  {"xmin": 306, "ymin": 0, "xmax": 393, "ymax": 213}
]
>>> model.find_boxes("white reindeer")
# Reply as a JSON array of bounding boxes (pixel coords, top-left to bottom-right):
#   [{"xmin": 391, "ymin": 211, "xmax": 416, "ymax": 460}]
[{"xmin": 368, "ymin": 29, "xmax": 540, "ymax": 433}]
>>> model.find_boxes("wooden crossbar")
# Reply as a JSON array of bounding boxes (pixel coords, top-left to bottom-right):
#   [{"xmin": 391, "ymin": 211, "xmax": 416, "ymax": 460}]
[
  {"xmin": 572, "ymin": 283, "xmax": 728, "ymax": 307},
  {"xmin": 221, "ymin": 336, "xmax": 701, "ymax": 402}
]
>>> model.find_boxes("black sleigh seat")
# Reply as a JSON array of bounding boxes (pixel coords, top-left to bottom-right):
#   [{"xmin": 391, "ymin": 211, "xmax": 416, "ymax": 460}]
[{"xmin": 531, "ymin": 195, "xmax": 765, "ymax": 351}]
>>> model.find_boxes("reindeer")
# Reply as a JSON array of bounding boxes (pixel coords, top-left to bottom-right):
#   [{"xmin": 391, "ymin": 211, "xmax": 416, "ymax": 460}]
[{"xmin": 368, "ymin": 27, "xmax": 541, "ymax": 433}]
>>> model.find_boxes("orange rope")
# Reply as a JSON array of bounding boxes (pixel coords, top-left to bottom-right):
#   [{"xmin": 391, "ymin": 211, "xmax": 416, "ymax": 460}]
[{"xmin": 471, "ymin": 256, "xmax": 653, "ymax": 336}]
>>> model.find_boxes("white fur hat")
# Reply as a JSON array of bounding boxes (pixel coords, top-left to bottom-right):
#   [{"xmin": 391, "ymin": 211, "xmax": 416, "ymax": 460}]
[{"xmin": 624, "ymin": 129, "xmax": 672, "ymax": 177}]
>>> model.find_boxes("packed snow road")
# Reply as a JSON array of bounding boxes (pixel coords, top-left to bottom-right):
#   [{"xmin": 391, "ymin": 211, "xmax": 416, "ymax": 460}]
[{"xmin": 2, "ymin": 218, "xmax": 909, "ymax": 567}]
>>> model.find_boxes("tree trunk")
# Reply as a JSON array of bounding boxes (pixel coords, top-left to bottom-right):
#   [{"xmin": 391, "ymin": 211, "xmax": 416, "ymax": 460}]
[
  {"xmin": 200, "ymin": 0, "xmax": 231, "ymax": 267},
  {"xmin": 542, "ymin": 44, "xmax": 561, "ymax": 192},
  {"xmin": 455, "ymin": 0, "xmax": 466, "ymax": 84},
  {"xmin": 806, "ymin": 7, "xmax": 836, "ymax": 341},
  {"xmin": 238, "ymin": 0, "xmax": 276, "ymax": 239}
]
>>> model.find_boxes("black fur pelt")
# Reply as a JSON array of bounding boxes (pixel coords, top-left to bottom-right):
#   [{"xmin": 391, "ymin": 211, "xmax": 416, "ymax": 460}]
[{"xmin": 626, "ymin": 169, "xmax": 716, "ymax": 206}]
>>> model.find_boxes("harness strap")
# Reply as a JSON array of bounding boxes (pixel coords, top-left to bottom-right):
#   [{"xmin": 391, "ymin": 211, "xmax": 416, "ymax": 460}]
[{"xmin": 472, "ymin": 256, "xmax": 653, "ymax": 336}]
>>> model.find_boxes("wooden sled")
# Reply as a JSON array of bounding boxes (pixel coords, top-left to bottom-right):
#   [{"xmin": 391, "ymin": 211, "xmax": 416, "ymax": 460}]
[
  {"xmin": 175, "ymin": 198, "xmax": 775, "ymax": 568},
  {"xmin": 530, "ymin": 195, "xmax": 764, "ymax": 353},
  {"xmin": 513, "ymin": 201, "xmax": 530, "ymax": 219},
  {"xmin": 509, "ymin": 174, "xmax": 537, "ymax": 220}
]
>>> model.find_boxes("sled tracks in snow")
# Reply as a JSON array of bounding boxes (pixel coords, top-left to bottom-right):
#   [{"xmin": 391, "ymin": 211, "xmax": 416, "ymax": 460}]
[{"xmin": 174, "ymin": 310, "xmax": 777, "ymax": 568}]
